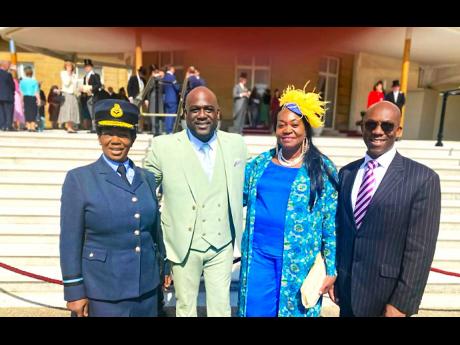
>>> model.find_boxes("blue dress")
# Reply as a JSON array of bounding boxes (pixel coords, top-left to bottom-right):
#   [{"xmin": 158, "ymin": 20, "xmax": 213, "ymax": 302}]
[{"xmin": 246, "ymin": 161, "xmax": 300, "ymax": 316}]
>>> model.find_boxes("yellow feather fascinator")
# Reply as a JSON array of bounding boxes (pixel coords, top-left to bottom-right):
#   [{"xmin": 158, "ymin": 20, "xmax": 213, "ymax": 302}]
[{"xmin": 278, "ymin": 82, "xmax": 327, "ymax": 128}]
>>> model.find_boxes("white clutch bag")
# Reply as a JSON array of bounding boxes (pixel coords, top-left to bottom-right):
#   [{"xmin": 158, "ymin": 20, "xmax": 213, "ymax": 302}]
[{"xmin": 300, "ymin": 252, "xmax": 326, "ymax": 309}]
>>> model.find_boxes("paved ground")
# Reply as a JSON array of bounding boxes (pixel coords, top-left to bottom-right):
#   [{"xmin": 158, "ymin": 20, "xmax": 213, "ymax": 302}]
[{"xmin": 2, "ymin": 306, "xmax": 460, "ymax": 317}]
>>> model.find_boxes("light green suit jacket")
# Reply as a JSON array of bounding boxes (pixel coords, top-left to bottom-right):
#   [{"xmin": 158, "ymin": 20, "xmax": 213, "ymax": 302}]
[{"xmin": 144, "ymin": 129, "xmax": 248, "ymax": 264}]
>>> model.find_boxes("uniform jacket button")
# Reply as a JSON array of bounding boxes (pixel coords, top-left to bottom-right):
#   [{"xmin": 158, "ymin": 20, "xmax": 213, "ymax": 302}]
[
  {"xmin": 134, "ymin": 230, "xmax": 140, "ymax": 236},
  {"xmin": 135, "ymin": 246, "xmax": 141, "ymax": 253},
  {"xmin": 132, "ymin": 197, "xmax": 138, "ymax": 202},
  {"xmin": 134, "ymin": 213, "xmax": 140, "ymax": 219},
  {"xmin": 89, "ymin": 252, "xmax": 94, "ymax": 258}
]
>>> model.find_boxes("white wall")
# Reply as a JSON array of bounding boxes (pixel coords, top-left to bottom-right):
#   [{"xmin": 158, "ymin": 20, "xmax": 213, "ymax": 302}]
[
  {"xmin": 405, "ymin": 88, "xmax": 439, "ymax": 140},
  {"xmin": 433, "ymin": 84, "xmax": 460, "ymax": 141}
]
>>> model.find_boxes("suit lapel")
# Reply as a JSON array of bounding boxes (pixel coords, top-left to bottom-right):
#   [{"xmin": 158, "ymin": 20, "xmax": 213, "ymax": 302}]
[
  {"xmin": 177, "ymin": 131, "xmax": 200, "ymax": 203},
  {"xmin": 360, "ymin": 152, "xmax": 405, "ymax": 229},
  {"xmin": 217, "ymin": 132, "xmax": 233, "ymax": 202},
  {"xmin": 343, "ymin": 159, "xmax": 363, "ymax": 234},
  {"xmin": 131, "ymin": 165, "xmax": 144, "ymax": 192},
  {"xmin": 96, "ymin": 156, "xmax": 134, "ymax": 194}
]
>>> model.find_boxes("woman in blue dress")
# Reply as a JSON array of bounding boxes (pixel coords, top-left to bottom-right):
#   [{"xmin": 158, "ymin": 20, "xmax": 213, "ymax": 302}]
[{"xmin": 238, "ymin": 84, "xmax": 339, "ymax": 317}]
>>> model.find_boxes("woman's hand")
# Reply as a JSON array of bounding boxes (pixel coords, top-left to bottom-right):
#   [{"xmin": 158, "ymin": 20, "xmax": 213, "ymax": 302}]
[
  {"xmin": 163, "ymin": 274, "xmax": 172, "ymax": 290},
  {"xmin": 67, "ymin": 298, "xmax": 89, "ymax": 317},
  {"xmin": 319, "ymin": 275, "xmax": 337, "ymax": 296}
]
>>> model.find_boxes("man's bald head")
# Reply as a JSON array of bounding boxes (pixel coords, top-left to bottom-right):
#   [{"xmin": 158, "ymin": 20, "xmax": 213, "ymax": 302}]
[
  {"xmin": 0, "ymin": 60, "xmax": 11, "ymax": 70},
  {"xmin": 185, "ymin": 86, "xmax": 220, "ymax": 142},
  {"xmin": 366, "ymin": 101, "xmax": 401, "ymax": 124},
  {"xmin": 362, "ymin": 100, "xmax": 403, "ymax": 159},
  {"xmin": 186, "ymin": 86, "xmax": 219, "ymax": 109}
]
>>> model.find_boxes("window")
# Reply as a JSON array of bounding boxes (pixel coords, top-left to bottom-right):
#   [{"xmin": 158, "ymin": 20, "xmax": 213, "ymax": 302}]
[
  {"xmin": 235, "ymin": 54, "xmax": 271, "ymax": 95},
  {"xmin": 317, "ymin": 56, "xmax": 339, "ymax": 129}
]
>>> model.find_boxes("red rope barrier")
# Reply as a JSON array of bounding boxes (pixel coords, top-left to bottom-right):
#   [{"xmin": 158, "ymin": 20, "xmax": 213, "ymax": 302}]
[
  {"xmin": 0, "ymin": 262, "xmax": 63, "ymax": 285},
  {"xmin": 430, "ymin": 267, "xmax": 460, "ymax": 278},
  {"xmin": 0, "ymin": 261, "xmax": 459, "ymax": 284}
]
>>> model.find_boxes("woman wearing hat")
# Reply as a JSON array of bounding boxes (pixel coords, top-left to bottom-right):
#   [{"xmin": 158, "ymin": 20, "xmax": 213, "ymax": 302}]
[
  {"xmin": 59, "ymin": 99, "xmax": 169, "ymax": 317},
  {"xmin": 237, "ymin": 84, "xmax": 339, "ymax": 317}
]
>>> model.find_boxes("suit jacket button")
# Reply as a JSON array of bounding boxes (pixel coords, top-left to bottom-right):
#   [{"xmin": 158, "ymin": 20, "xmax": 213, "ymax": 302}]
[
  {"xmin": 134, "ymin": 213, "xmax": 140, "ymax": 219},
  {"xmin": 192, "ymin": 205, "xmax": 196, "ymax": 210},
  {"xmin": 188, "ymin": 227, "xmax": 192, "ymax": 231},
  {"xmin": 135, "ymin": 246, "xmax": 141, "ymax": 253},
  {"xmin": 132, "ymin": 197, "xmax": 138, "ymax": 202}
]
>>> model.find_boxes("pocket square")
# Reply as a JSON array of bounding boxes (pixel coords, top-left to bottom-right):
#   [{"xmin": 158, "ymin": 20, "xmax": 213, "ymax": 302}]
[{"xmin": 234, "ymin": 159, "xmax": 242, "ymax": 167}]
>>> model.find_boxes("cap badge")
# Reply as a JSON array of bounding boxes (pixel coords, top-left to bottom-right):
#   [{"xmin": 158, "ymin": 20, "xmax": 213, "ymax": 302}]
[{"xmin": 110, "ymin": 103, "xmax": 123, "ymax": 118}]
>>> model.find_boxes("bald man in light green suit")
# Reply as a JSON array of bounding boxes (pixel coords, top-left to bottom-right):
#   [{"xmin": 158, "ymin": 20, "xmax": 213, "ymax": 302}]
[{"xmin": 144, "ymin": 87, "xmax": 247, "ymax": 317}]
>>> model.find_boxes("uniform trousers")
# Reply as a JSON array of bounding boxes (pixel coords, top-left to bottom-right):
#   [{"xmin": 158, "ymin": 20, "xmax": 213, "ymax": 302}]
[{"xmin": 164, "ymin": 102, "xmax": 177, "ymax": 134}]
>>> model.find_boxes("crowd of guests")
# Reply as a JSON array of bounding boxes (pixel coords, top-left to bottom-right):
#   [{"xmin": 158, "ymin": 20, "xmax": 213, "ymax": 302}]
[
  {"xmin": 1, "ymin": 58, "xmax": 205, "ymax": 135},
  {"xmin": 59, "ymin": 82, "xmax": 441, "ymax": 318},
  {"xmin": 229, "ymin": 72, "xmax": 281, "ymax": 134}
]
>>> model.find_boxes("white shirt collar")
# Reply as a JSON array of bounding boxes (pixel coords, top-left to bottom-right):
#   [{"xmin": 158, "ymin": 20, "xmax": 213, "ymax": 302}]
[
  {"xmin": 167, "ymin": 71, "xmax": 174, "ymax": 75},
  {"xmin": 364, "ymin": 146, "xmax": 397, "ymax": 169}
]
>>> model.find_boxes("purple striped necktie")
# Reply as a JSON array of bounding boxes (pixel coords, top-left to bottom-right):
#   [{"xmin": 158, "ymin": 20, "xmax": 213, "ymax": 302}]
[{"xmin": 354, "ymin": 160, "xmax": 379, "ymax": 229}]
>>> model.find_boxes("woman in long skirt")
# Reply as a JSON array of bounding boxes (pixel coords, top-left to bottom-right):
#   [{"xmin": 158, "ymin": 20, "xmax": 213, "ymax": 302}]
[{"xmin": 58, "ymin": 61, "xmax": 80, "ymax": 133}]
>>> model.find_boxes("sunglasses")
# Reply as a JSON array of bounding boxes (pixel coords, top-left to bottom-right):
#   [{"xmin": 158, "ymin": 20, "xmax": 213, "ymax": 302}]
[{"xmin": 364, "ymin": 120, "xmax": 396, "ymax": 133}]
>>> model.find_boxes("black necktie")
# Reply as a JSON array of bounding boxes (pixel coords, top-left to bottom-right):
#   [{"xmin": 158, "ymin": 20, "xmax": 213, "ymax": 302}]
[{"xmin": 117, "ymin": 164, "xmax": 131, "ymax": 186}]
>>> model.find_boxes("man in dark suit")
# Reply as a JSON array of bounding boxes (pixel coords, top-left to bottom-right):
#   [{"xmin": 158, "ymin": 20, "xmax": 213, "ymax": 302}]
[
  {"xmin": 384, "ymin": 80, "xmax": 406, "ymax": 110},
  {"xmin": 162, "ymin": 64, "xmax": 180, "ymax": 134},
  {"xmin": 0, "ymin": 60, "xmax": 15, "ymax": 131},
  {"xmin": 80, "ymin": 59, "xmax": 102, "ymax": 133},
  {"xmin": 127, "ymin": 66, "xmax": 146, "ymax": 105},
  {"xmin": 332, "ymin": 101, "xmax": 441, "ymax": 317}
]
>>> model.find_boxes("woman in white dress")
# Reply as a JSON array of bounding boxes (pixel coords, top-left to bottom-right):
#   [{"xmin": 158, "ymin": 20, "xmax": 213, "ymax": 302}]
[{"xmin": 58, "ymin": 61, "xmax": 80, "ymax": 133}]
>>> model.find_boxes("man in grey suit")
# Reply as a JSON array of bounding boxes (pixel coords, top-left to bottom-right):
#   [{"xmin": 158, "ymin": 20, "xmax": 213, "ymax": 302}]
[
  {"xmin": 229, "ymin": 72, "xmax": 250, "ymax": 134},
  {"xmin": 331, "ymin": 101, "xmax": 441, "ymax": 317}
]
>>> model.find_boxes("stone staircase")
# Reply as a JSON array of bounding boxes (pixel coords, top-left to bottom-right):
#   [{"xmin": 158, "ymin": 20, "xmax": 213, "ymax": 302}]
[{"xmin": 0, "ymin": 131, "xmax": 459, "ymax": 315}]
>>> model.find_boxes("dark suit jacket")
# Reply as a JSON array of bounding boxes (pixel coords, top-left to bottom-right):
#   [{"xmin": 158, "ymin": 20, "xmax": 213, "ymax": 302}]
[
  {"xmin": 162, "ymin": 72, "xmax": 180, "ymax": 104},
  {"xmin": 81, "ymin": 73, "xmax": 102, "ymax": 102},
  {"xmin": 336, "ymin": 152, "xmax": 441, "ymax": 316},
  {"xmin": 59, "ymin": 156, "xmax": 167, "ymax": 302},
  {"xmin": 127, "ymin": 75, "xmax": 146, "ymax": 99},
  {"xmin": 0, "ymin": 69, "xmax": 15, "ymax": 102},
  {"xmin": 384, "ymin": 91, "xmax": 405, "ymax": 110}
]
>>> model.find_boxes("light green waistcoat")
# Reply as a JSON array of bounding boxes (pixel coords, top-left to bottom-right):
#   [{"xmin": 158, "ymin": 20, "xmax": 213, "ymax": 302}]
[{"xmin": 190, "ymin": 145, "xmax": 232, "ymax": 252}]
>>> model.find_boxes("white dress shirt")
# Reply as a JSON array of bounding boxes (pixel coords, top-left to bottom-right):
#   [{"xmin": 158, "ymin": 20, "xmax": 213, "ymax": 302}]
[
  {"xmin": 137, "ymin": 73, "xmax": 144, "ymax": 93},
  {"xmin": 393, "ymin": 91, "xmax": 400, "ymax": 102},
  {"xmin": 351, "ymin": 146, "xmax": 397, "ymax": 211},
  {"xmin": 60, "ymin": 70, "xmax": 77, "ymax": 94}
]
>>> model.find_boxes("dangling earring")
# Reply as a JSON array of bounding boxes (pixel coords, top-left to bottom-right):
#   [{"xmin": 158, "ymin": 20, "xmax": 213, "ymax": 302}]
[{"xmin": 302, "ymin": 137, "xmax": 308, "ymax": 154}]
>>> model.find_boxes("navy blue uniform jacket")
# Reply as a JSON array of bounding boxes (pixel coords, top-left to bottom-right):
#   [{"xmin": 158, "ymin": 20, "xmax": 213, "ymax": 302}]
[
  {"xmin": 59, "ymin": 155, "xmax": 165, "ymax": 302},
  {"xmin": 162, "ymin": 72, "xmax": 180, "ymax": 104}
]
